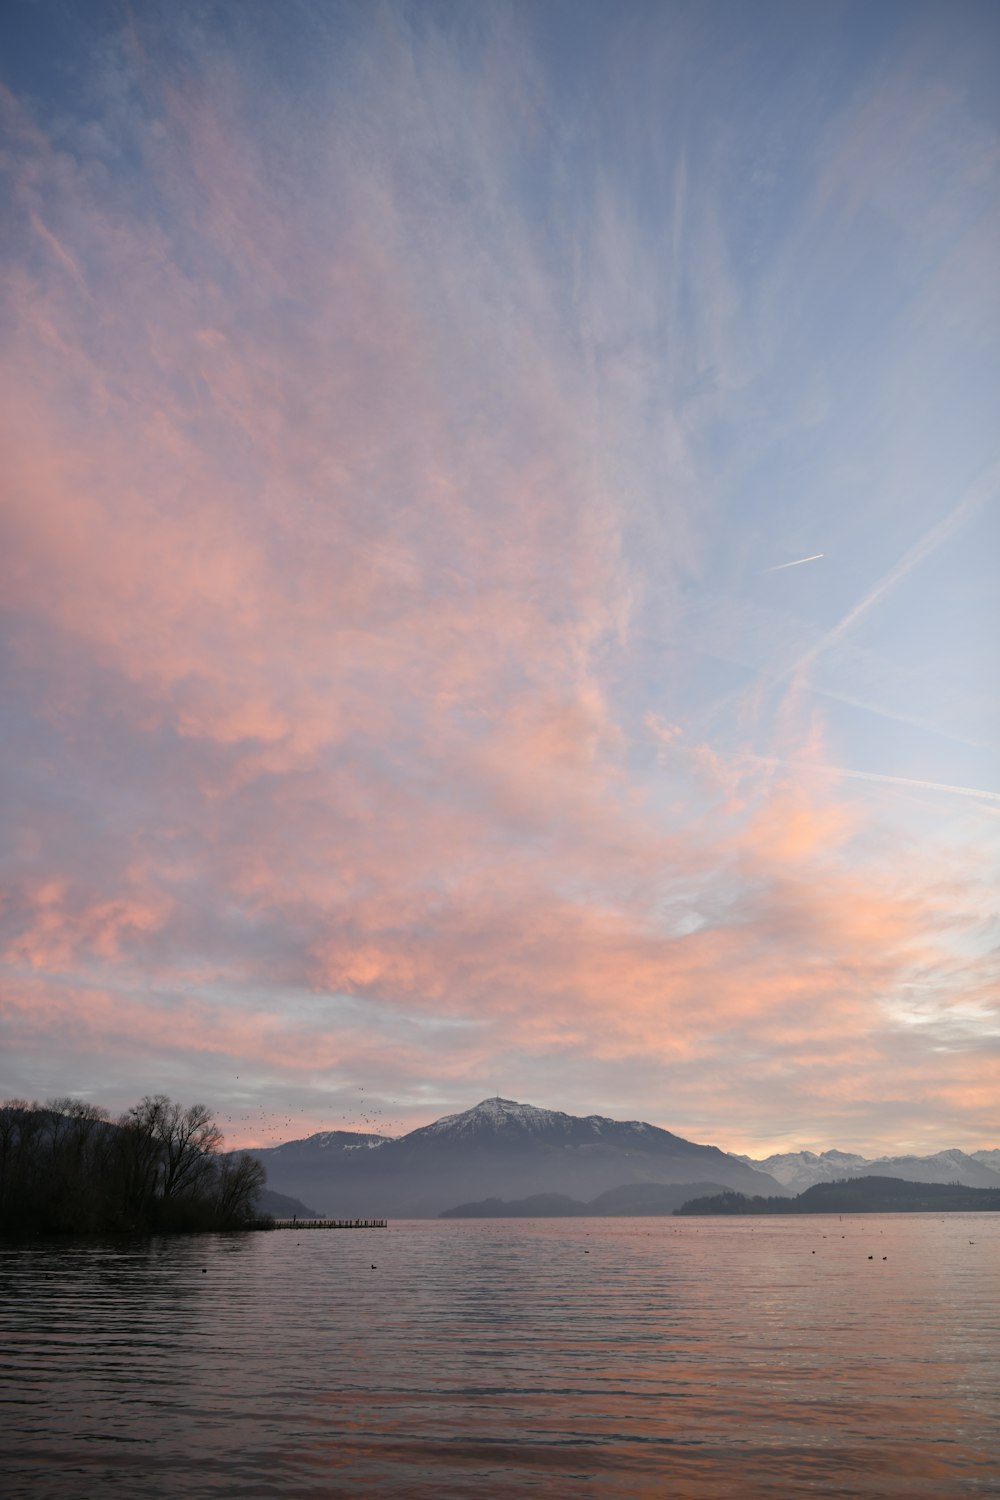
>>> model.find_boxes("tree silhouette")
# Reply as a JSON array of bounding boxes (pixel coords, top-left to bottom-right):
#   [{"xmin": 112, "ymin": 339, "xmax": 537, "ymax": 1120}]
[
  {"xmin": 0, "ymin": 1095, "xmax": 268, "ymax": 1235},
  {"xmin": 124, "ymin": 1096, "xmax": 222, "ymax": 1203}
]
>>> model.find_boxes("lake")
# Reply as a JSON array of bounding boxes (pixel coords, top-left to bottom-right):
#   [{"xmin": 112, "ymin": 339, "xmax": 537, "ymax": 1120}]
[{"xmin": 1, "ymin": 1214, "xmax": 998, "ymax": 1497}]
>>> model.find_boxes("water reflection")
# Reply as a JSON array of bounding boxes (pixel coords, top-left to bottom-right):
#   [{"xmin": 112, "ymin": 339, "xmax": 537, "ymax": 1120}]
[{"xmin": 1, "ymin": 1215, "xmax": 997, "ymax": 1497}]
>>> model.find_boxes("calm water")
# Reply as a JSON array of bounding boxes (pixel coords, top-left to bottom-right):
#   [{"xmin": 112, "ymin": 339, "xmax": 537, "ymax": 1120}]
[{"xmin": 1, "ymin": 1214, "xmax": 998, "ymax": 1498}]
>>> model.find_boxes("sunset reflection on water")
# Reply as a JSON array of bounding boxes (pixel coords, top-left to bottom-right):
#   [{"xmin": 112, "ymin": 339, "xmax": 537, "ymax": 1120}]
[{"xmin": 1, "ymin": 1215, "xmax": 997, "ymax": 1497}]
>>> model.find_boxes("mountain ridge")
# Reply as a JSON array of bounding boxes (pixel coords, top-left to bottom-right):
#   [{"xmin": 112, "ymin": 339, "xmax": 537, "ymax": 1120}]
[
  {"xmin": 247, "ymin": 1098, "xmax": 999, "ymax": 1216},
  {"xmin": 732, "ymin": 1145, "xmax": 1000, "ymax": 1194},
  {"xmin": 249, "ymin": 1096, "xmax": 784, "ymax": 1216}
]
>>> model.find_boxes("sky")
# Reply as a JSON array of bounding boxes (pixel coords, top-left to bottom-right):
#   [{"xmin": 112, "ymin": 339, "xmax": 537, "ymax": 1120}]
[{"xmin": 1, "ymin": 0, "xmax": 998, "ymax": 1156}]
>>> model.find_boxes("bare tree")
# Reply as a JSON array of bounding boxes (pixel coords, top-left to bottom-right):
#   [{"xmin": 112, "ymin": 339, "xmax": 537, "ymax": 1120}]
[
  {"xmin": 0, "ymin": 1101, "xmax": 41, "ymax": 1220},
  {"xmin": 1, "ymin": 1095, "xmax": 266, "ymax": 1234},
  {"xmin": 114, "ymin": 1100, "xmax": 164, "ymax": 1221},
  {"xmin": 44, "ymin": 1099, "xmax": 111, "ymax": 1230},
  {"xmin": 124, "ymin": 1095, "xmax": 223, "ymax": 1203},
  {"xmin": 214, "ymin": 1153, "xmax": 266, "ymax": 1223}
]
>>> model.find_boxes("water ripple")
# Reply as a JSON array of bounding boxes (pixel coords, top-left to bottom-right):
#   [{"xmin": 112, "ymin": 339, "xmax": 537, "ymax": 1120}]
[{"xmin": 1, "ymin": 1215, "xmax": 998, "ymax": 1496}]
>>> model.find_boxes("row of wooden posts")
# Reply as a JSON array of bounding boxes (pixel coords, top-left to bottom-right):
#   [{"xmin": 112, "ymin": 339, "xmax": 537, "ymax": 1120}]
[{"xmin": 265, "ymin": 1217, "xmax": 387, "ymax": 1229}]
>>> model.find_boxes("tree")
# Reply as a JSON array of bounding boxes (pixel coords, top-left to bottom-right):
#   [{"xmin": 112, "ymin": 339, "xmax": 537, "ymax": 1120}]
[
  {"xmin": 214, "ymin": 1152, "xmax": 266, "ymax": 1223},
  {"xmin": 44, "ymin": 1098, "xmax": 111, "ymax": 1232},
  {"xmin": 1, "ymin": 1095, "xmax": 267, "ymax": 1234},
  {"xmin": 112, "ymin": 1100, "xmax": 165, "ymax": 1224},
  {"xmin": 117, "ymin": 1095, "xmax": 222, "ymax": 1206},
  {"xmin": 0, "ymin": 1100, "xmax": 49, "ymax": 1226}
]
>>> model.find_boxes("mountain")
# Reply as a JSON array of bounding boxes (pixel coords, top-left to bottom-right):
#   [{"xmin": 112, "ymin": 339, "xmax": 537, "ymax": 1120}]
[
  {"xmin": 733, "ymin": 1146, "xmax": 1000, "ymax": 1195},
  {"xmin": 678, "ymin": 1176, "xmax": 1000, "ymax": 1215},
  {"xmin": 864, "ymin": 1150, "xmax": 1000, "ymax": 1189},
  {"xmin": 441, "ymin": 1179, "xmax": 729, "ymax": 1218},
  {"xmin": 249, "ymin": 1097, "xmax": 784, "ymax": 1217},
  {"xmin": 255, "ymin": 1128, "xmax": 392, "ymax": 1164},
  {"xmin": 729, "ymin": 1149, "xmax": 870, "ymax": 1194}
]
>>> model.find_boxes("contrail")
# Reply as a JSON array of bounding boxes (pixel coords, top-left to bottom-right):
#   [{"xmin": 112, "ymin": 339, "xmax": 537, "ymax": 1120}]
[
  {"xmin": 787, "ymin": 456, "xmax": 1000, "ymax": 678},
  {"xmin": 749, "ymin": 755, "xmax": 1000, "ymax": 808},
  {"xmin": 30, "ymin": 211, "xmax": 87, "ymax": 290},
  {"xmin": 764, "ymin": 553, "xmax": 824, "ymax": 572}
]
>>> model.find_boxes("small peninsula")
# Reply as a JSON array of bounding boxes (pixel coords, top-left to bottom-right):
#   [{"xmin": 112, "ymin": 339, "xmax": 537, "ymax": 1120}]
[{"xmin": 677, "ymin": 1177, "xmax": 1000, "ymax": 1215}]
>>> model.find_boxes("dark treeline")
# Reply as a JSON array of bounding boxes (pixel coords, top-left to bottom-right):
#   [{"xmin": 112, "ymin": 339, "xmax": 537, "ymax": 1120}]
[
  {"xmin": 0, "ymin": 1095, "xmax": 266, "ymax": 1235},
  {"xmin": 677, "ymin": 1176, "xmax": 1000, "ymax": 1215}
]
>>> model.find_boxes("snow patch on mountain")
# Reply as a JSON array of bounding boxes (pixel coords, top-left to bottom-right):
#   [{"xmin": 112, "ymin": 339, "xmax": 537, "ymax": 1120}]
[
  {"xmin": 417, "ymin": 1097, "xmax": 580, "ymax": 1137},
  {"xmin": 734, "ymin": 1145, "xmax": 1000, "ymax": 1193},
  {"xmin": 414, "ymin": 1096, "xmax": 656, "ymax": 1141}
]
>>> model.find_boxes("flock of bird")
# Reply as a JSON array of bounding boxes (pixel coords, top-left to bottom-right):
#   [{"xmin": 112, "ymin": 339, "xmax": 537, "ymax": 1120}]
[{"xmin": 220, "ymin": 1082, "xmax": 406, "ymax": 1147}]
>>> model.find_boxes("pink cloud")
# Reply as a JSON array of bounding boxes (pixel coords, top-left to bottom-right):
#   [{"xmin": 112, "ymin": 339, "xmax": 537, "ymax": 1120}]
[{"xmin": 1, "ymin": 38, "xmax": 997, "ymax": 1156}]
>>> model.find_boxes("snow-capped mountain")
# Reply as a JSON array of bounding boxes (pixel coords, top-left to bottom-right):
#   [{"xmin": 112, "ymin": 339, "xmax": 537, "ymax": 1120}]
[
  {"xmin": 409, "ymin": 1096, "xmax": 686, "ymax": 1149},
  {"xmin": 728, "ymin": 1149, "xmax": 868, "ymax": 1195},
  {"xmin": 251, "ymin": 1097, "xmax": 783, "ymax": 1217},
  {"xmin": 249, "ymin": 1097, "xmax": 1000, "ymax": 1216},
  {"xmin": 732, "ymin": 1146, "xmax": 1000, "ymax": 1195},
  {"xmin": 412, "ymin": 1097, "xmax": 587, "ymax": 1139},
  {"xmin": 264, "ymin": 1129, "xmax": 390, "ymax": 1155}
]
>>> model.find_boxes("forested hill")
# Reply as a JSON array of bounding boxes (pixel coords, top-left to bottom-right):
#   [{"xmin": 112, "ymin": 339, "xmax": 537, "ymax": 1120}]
[
  {"xmin": 677, "ymin": 1176, "xmax": 1000, "ymax": 1215},
  {"xmin": 0, "ymin": 1096, "xmax": 265, "ymax": 1235}
]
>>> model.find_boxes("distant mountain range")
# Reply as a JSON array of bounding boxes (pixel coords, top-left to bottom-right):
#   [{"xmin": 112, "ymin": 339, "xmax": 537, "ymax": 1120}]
[
  {"xmin": 248, "ymin": 1097, "xmax": 1000, "ymax": 1219},
  {"xmin": 249, "ymin": 1097, "xmax": 782, "ymax": 1217},
  {"xmin": 731, "ymin": 1147, "xmax": 1000, "ymax": 1194}
]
